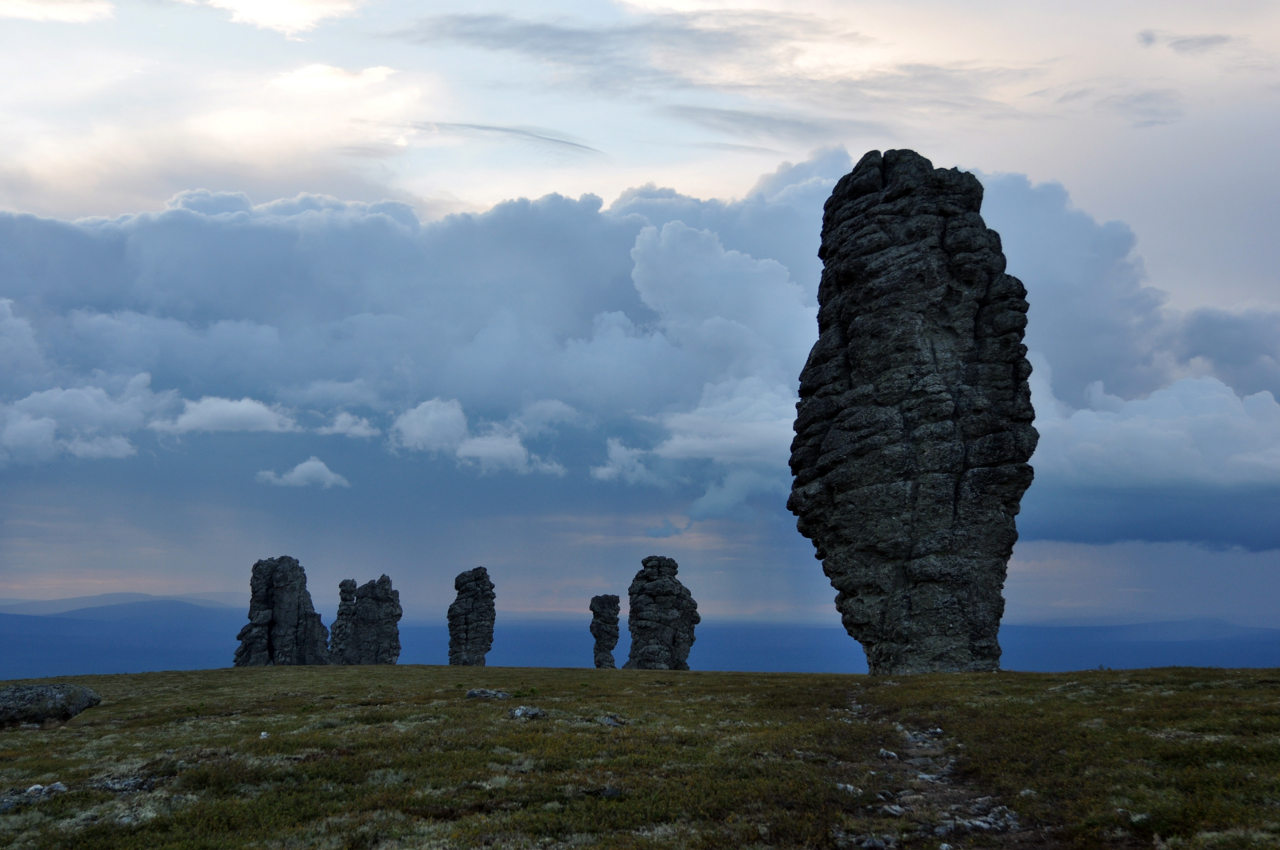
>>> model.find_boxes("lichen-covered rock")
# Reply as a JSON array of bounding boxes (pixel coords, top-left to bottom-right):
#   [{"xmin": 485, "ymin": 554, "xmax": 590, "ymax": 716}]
[
  {"xmin": 0, "ymin": 683, "xmax": 101, "ymax": 727},
  {"xmin": 233, "ymin": 555, "xmax": 330, "ymax": 666},
  {"xmin": 788, "ymin": 149, "xmax": 1037, "ymax": 674},
  {"xmin": 589, "ymin": 594, "xmax": 621, "ymax": 669},
  {"xmin": 329, "ymin": 575, "xmax": 402, "ymax": 665},
  {"xmin": 623, "ymin": 556, "xmax": 700, "ymax": 671},
  {"xmin": 448, "ymin": 566, "xmax": 495, "ymax": 666}
]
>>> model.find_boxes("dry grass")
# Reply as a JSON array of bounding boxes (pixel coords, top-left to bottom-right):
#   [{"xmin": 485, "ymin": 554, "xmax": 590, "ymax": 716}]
[{"xmin": 1, "ymin": 665, "xmax": 1277, "ymax": 848}]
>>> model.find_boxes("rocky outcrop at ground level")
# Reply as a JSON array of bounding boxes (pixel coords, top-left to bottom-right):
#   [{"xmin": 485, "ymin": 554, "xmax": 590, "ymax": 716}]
[
  {"xmin": 329, "ymin": 575, "xmax": 402, "ymax": 665},
  {"xmin": 448, "ymin": 567, "xmax": 496, "ymax": 666},
  {"xmin": 788, "ymin": 149, "xmax": 1037, "ymax": 674},
  {"xmin": 623, "ymin": 556, "xmax": 699, "ymax": 671},
  {"xmin": 0, "ymin": 684, "xmax": 101, "ymax": 727},
  {"xmin": 233, "ymin": 556, "xmax": 330, "ymax": 666}
]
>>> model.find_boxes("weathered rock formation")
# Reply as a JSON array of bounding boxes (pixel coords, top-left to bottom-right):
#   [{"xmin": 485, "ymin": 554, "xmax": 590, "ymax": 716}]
[
  {"xmin": 788, "ymin": 149, "xmax": 1037, "ymax": 674},
  {"xmin": 448, "ymin": 566, "xmax": 496, "ymax": 666},
  {"xmin": 329, "ymin": 575, "xmax": 403, "ymax": 665},
  {"xmin": 623, "ymin": 556, "xmax": 700, "ymax": 670},
  {"xmin": 233, "ymin": 555, "xmax": 330, "ymax": 666},
  {"xmin": 0, "ymin": 684, "xmax": 101, "ymax": 727},
  {"xmin": 589, "ymin": 594, "xmax": 621, "ymax": 669}
]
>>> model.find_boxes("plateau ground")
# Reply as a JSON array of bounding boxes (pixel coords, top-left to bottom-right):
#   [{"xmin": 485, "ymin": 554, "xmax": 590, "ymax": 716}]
[{"xmin": 2, "ymin": 666, "xmax": 1278, "ymax": 848}]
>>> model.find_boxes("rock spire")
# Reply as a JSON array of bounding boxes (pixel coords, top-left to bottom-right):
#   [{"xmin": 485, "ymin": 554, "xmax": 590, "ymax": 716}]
[
  {"xmin": 329, "ymin": 575, "xmax": 403, "ymax": 665},
  {"xmin": 589, "ymin": 594, "xmax": 621, "ymax": 669},
  {"xmin": 448, "ymin": 566, "xmax": 496, "ymax": 666},
  {"xmin": 233, "ymin": 555, "xmax": 330, "ymax": 666},
  {"xmin": 788, "ymin": 149, "xmax": 1037, "ymax": 674},
  {"xmin": 623, "ymin": 556, "xmax": 699, "ymax": 671}
]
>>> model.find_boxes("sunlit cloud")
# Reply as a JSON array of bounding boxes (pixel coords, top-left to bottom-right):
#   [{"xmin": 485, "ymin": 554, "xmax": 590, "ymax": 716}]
[
  {"xmin": 0, "ymin": 0, "xmax": 112, "ymax": 22},
  {"xmin": 180, "ymin": 0, "xmax": 364, "ymax": 36}
]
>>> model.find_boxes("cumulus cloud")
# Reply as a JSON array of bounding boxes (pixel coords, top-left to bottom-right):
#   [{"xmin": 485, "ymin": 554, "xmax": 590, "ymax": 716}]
[
  {"xmin": 151, "ymin": 397, "xmax": 298, "ymax": 433},
  {"xmin": 317, "ymin": 411, "xmax": 379, "ymax": 438},
  {"xmin": 391, "ymin": 398, "xmax": 565, "ymax": 475},
  {"xmin": 3, "ymin": 147, "xmax": 1279, "ymax": 549},
  {"xmin": 256, "ymin": 456, "xmax": 350, "ymax": 488},
  {"xmin": 390, "ymin": 399, "xmax": 468, "ymax": 453}
]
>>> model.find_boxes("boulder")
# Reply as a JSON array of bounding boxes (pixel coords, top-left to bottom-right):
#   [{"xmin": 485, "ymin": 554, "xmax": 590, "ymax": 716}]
[
  {"xmin": 623, "ymin": 555, "xmax": 699, "ymax": 670},
  {"xmin": 448, "ymin": 566, "xmax": 495, "ymax": 666},
  {"xmin": 329, "ymin": 574, "xmax": 402, "ymax": 665},
  {"xmin": 788, "ymin": 149, "xmax": 1038, "ymax": 674},
  {"xmin": 589, "ymin": 594, "xmax": 621, "ymax": 669},
  {"xmin": 233, "ymin": 555, "xmax": 330, "ymax": 666},
  {"xmin": 0, "ymin": 683, "xmax": 101, "ymax": 727}
]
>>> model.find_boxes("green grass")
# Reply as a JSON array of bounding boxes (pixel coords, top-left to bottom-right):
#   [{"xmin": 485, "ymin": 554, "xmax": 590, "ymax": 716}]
[{"xmin": 2, "ymin": 666, "xmax": 1278, "ymax": 848}]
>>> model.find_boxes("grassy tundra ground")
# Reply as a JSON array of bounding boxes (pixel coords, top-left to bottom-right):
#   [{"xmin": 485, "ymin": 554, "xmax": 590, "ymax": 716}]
[{"xmin": 1, "ymin": 666, "xmax": 1277, "ymax": 849}]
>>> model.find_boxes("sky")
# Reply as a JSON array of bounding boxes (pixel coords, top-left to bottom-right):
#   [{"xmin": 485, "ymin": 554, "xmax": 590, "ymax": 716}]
[{"xmin": 1, "ymin": 0, "xmax": 1278, "ymax": 632}]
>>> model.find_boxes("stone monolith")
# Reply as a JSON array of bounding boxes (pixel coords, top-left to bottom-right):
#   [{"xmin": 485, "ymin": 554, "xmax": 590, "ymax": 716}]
[
  {"xmin": 448, "ymin": 566, "xmax": 495, "ymax": 666},
  {"xmin": 233, "ymin": 555, "xmax": 330, "ymax": 666},
  {"xmin": 788, "ymin": 149, "xmax": 1037, "ymax": 674},
  {"xmin": 623, "ymin": 556, "xmax": 699, "ymax": 670},
  {"xmin": 329, "ymin": 575, "xmax": 403, "ymax": 665},
  {"xmin": 589, "ymin": 594, "xmax": 621, "ymax": 669}
]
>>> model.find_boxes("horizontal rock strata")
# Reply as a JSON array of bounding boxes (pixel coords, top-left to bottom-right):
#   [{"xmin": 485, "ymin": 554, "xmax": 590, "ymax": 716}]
[{"xmin": 788, "ymin": 149, "xmax": 1037, "ymax": 674}]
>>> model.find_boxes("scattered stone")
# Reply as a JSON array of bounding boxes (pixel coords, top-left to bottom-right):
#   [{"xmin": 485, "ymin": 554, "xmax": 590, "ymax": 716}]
[
  {"xmin": 508, "ymin": 705, "xmax": 546, "ymax": 720},
  {"xmin": 465, "ymin": 688, "xmax": 511, "ymax": 700},
  {"xmin": 448, "ymin": 566, "xmax": 496, "ymax": 666},
  {"xmin": 233, "ymin": 555, "xmax": 330, "ymax": 666},
  {"xmin": 622, "ymin": 555, "xmax": 700, "ymax": 670},
  {"xmin": 0, "ymin": 683, "xmax": 101, "ymax": 727},
  {"xmin": 788, "ymin": 148, "xmax": 1038, "ymax": 674},
  {"xmin": 589, "ymin": 594, "xmax": 621, "ymax": 669},
  {"xmin": 836, "ymin": 783, "xmax": 861, "ymax": 794},
  {"xmin": 329, "ymin": 574, "xmax": 403, "ymax": 665}
]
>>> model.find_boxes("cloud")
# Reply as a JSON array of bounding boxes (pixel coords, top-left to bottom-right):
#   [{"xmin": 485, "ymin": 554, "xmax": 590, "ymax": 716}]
[
  {"xmin": 256, "ymin": 456, "xmax": 350, "ymax": 488},
  {"xmin": 457, "ymin": 430, "xmax": 565, "ymax": 476},
  {"xmin": 3, "ymin": 147, "xmax": 1278, "ymax": 550},
  {"xmin": 0, "ymin": 373, "xmax": 170, "ymax": 465},
  {"xmin": 317, "ymin": 411, "xmax": 379, "ymax": 438},
  {"xmin": 390, "ymin": 399, "xmax": 468, "ymax": 453},
  {"xmin": 152, "ymin": 397, "xmax": 298, "ymax": 433},
  {"xmin": 391, "ymin": 398, "xmax": 565, "ymax": 475},
  {"xmin": 181, "ymin": 0, "xmax": 363, "ymax": 35},
  {"xmin": 1030, "ymin": 360, "xmax": 1280, "ymax": 489},
  {"xmin": 1138, "ymin": 29, "xmax": 1236, "ymax": 55},
  {"xmin": 1098, "ymin": 89, "xmax": 1184, "ymax": 127},
  {"xmin": 0, "ymin": 0, "xmax": 112, "ymax": 22},
  {"xmin": 416, "ymin": 122, "xmax": 602, "ymax": 156}
]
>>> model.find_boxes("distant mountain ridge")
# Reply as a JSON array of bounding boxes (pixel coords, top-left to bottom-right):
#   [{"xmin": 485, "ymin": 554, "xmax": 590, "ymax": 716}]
[
  {"xmin": 0, "ymin": 592, "xmax": 243, "ymax": 617},
  {"xmin": 2, "ymin": 598, "xmax": 1277, "ymax": 681}
]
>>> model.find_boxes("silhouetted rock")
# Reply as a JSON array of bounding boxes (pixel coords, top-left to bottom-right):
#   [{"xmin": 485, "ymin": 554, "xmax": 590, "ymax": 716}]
[
  {"xmin": 589, "ymin": 594, "xmax": 621, "ymax": 668},
  {"xmin": 0, "ymin": 683, "xmax": 101, "ymax": 727},
  {"xmin": 788, "ymin": 149, "xmax": 1037, "ymax": 674},
  {"xmin": 448, "ymin": 566, "xmax": 495, "ymax": 666},
  {"xmin": 623, "ymin": 556, "xmax": 700, "ymax": 670},
  {"xmin": 233, "ymin": 555, "xmax": 330, "ymax": 666},
  {"xmin": 329, "ymin": 575, "xmax": 402, "ymax": 665}
]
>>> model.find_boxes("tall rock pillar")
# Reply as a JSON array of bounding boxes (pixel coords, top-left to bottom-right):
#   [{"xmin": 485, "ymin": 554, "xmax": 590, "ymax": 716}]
[{"xmin": 788, "ymin": 149, "xmax": 1037, "ymax": 674}]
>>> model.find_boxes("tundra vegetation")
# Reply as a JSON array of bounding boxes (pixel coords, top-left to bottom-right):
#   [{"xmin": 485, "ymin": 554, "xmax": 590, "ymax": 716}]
[{"xmin": 1, "ymin": 666, "xmax": 1277, "ymax": 848}]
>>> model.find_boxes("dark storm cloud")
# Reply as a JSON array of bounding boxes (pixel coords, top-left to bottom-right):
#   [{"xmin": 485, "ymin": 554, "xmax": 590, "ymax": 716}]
[{"xmin": 2, "ymin": 149, "xmax": 1278, "ymax": 554}]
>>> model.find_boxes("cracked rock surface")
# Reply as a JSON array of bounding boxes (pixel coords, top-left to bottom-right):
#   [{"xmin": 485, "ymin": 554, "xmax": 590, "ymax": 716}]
[
  {"xmin": 233, "ymin": 556, "xmax": 330, "ymax": 666},
  {"xmin": 329, "ymin": 574, "xmax": 402, "ymax": 665},
  {"xmin": 448, "ymin": 566, "xmax": 496, "ymax": 666},
  {"xmin": 589, "ymin": 594, "xmax": 621, "ymax": 669},
  {"xmin": 789, "ymin": 149, "xmax": 1037, "ymax": 674},
  {"xmin": 623, "ymin": 556, "xmax": 699, "ymax": 671}
]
